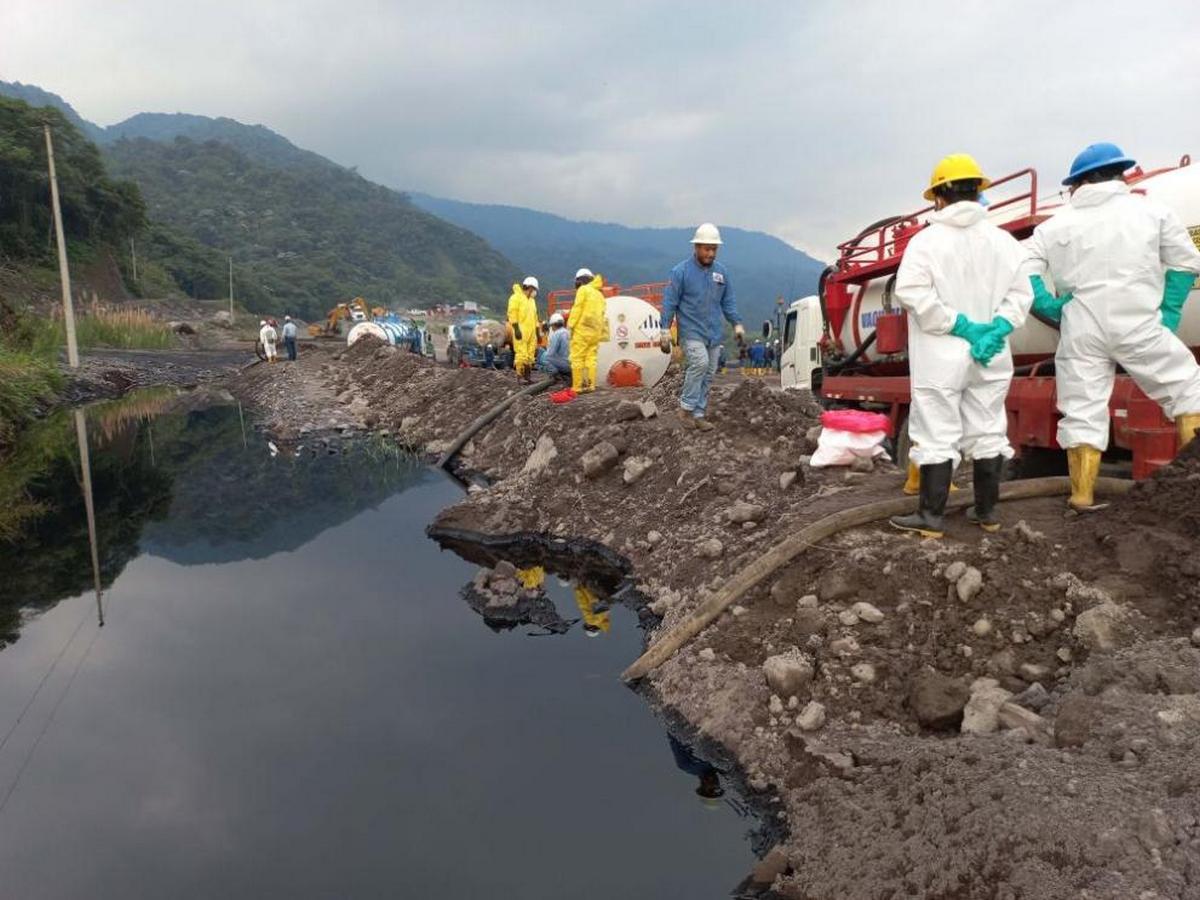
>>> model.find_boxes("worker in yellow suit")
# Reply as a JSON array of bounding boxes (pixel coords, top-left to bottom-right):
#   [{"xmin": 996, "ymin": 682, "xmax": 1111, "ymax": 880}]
[
  {"xmin": 515, "ymin": 566, "xmax": 545, "ymax": 590},
  {"xmin": 567, "ymin": 268, "xmax": 607, "ymax": 393},
  {"xmin": 574, "ymin": 584, "xmax": 610, "ymax": 637},
  {"xmin": 507, "ymin": 276, "xmax": 540, "ymax": 383}
]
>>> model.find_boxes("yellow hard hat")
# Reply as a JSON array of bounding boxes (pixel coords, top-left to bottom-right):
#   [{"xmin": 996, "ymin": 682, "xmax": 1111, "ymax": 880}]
[{"xmin": 923, "ymin": 154, "xmax": 991, "ymax": 201}]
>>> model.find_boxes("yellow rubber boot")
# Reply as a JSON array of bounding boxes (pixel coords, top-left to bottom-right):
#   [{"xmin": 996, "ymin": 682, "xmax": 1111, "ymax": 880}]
[
  {"xmin": 1066, "ymin": 445, "xmax": 1106, "ymax": 511},
  {"xmin": 903, "ymin": 462, "xmax": 920, "ymax": 495},
  {"xmin": 1177, "ymin": 414, "xmax": 1200, "ymax": 450}
]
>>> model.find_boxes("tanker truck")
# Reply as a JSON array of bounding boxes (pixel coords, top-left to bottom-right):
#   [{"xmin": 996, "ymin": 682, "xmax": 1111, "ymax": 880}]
[{"xmin": 779, "ymin": 156, "xmax": 1200, "ymax": 479}]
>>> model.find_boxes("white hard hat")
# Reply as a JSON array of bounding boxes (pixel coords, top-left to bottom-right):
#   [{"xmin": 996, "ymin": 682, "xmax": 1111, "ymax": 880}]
[
  {"xmin": 549, "ymin": 312, "xmax": 564, "ymax": 325},
  {"xmin": 522, "ymin": 276, "xmax": 539, "ymax": 290},
  {"xmin": 575, "ymin": 268, "xmax": 594, "ymax": 280},
  {"xmin": 259, "ymin": 320, "xmax": 266, "ymax": 326},
  {"xmin": 690, "ymin": 222, "xmax": 722, "ymax": 245}
]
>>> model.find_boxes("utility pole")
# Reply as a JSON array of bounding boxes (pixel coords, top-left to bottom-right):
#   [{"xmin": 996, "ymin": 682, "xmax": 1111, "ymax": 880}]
[
  {"xmin": 228, "ymin": 256, "xmax": 234, "ymax": 320},
  {"xmin": 44, "ymin": 124, "xmax": 80, "ymax": 368},
  {"xmin": 130, "ymin": 237, "xmax": 138, "ymax": 284}
]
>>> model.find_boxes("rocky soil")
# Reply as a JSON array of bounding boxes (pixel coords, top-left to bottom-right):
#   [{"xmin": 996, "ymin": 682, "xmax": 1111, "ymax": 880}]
[{"xmin": 231, "ymin": 338, "xmax": 1200, "ymax": 900}]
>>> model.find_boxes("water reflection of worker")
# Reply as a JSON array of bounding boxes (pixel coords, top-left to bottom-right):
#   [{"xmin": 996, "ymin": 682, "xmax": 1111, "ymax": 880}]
[
  {"xmin": 515, "ymin": 566, "xmax": 545, "ymax": 590},
  {"xmin": 668, "ymin": 734, "xmax": 724, "ymax": 807},
  {"xmin": 573, "ymin": 584, "xmax": 610, "ymax": 637}
]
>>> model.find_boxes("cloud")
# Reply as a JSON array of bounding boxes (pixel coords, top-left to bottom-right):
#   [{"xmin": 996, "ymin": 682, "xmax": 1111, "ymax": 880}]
[{"xmin": 2, "ymin": 0, "xmax": 1197, "ymax": 257}]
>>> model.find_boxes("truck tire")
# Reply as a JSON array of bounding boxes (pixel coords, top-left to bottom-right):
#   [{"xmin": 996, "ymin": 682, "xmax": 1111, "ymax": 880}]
[{"xmin": 447, "ymin": 343, "xmax": 460, "ymax": 367}]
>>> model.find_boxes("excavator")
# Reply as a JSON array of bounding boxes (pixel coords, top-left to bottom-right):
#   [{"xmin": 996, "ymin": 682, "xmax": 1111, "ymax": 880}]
[{"xmin": 308, "ymin": 298, "xmax": 387, "ymax": 337}]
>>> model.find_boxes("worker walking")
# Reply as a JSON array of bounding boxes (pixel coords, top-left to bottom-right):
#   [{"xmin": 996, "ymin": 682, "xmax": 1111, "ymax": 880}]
[
  {"xmin": 567, "ymin": 268, "xmax": 607, "ymax": 393},
  {"xmin": 540, "ymin": 312, "xmax": 572, "ymax": 380},
  {"xmin": 659, "ymin": 223, "xmax": 744, "ymax": 430},
  {"xmin": 259, "ymin": 319, "xmax": 278, "ymax": 363},
  {"xmin": 889, "ymin": 154, "xmax": 1033, "ymax": 538},
  {"xmin": 281, "ymin": 315, "xmax": 298, "ymax": 361},
  {"xmin": 1025, "ymin": 142, "xmax": 1200, "ymax": 511},
  {"xmin": 507, "ymin": 276, "xmax": 541, "ymax": 384}
]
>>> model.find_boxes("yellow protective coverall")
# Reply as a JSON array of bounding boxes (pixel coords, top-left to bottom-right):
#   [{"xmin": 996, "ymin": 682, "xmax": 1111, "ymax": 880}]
[
  {"xmin": 515, "ymin": 566, "xmax": 545, "ymax": 590},
  {"xmin": 574, "ymin": 585, "xmax": 611, "ymax": 634},
  {"xmin": 506, "ymin": 285, "xmax": 539, "ymax": 376},
  {"xmin": 567, "ymin": 275, "xmax": 607, "ymax": 392}
]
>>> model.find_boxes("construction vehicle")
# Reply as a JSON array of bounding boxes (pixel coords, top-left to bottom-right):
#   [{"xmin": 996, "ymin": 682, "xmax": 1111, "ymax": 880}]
[
  {"xmin": 308, "ymin": 298, "xmax": 374, "ymax": 337},
  {"xmin": 446, "ymin": 317, "xmax": 507, "ymax": 367},
  {"xmin": 779, "ymin": 156, "xmax": 1200, "ymax": 478},
  {"xmin": 545, "ymin": 281, "xmax": 672, "ymax": 388}
]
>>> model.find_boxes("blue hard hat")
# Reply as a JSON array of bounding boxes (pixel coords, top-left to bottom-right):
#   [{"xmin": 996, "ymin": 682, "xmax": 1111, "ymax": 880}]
[{"xmin": 1062, "ymin": 142, "xmax": 1137, "ymax": 186}]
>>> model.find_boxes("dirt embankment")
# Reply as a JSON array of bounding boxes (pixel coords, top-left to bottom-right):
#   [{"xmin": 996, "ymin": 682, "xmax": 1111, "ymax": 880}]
[{"xmin": 232, "ymin": 339, "xmax": 1200, "ymax": 900}]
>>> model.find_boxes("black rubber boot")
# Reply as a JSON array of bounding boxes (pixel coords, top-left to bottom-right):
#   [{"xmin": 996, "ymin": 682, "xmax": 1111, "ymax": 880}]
[
  {"xmin": 890, "ymin": 461, "xmax": 952, "ymax": 538},
  {"xmin": 966, "ymin": 455, "xmax": 1004, "ymax": 532}
]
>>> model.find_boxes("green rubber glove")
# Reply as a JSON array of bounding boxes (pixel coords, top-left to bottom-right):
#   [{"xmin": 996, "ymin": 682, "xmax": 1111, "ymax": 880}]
[
  {"xmin": 1160, "ymin": 269, "xmax": 1196, "ymax": 333},
  {"xmin": 1029, "ymin": 275, "xmax": 1072, "ymax": 324},
  {"xmin": 950, "ymin": 312, "xmax": 991, "ymax": 343},
  {"xmin": 971, "ymin": 317, "xmax": 1014, "ymax": 366}
]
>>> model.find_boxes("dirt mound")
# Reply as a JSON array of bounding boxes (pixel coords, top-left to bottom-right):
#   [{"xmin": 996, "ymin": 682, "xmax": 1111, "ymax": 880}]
[{"xmin": 1105, "ymin": 437, "xmax": 1200, "ymax": 538}]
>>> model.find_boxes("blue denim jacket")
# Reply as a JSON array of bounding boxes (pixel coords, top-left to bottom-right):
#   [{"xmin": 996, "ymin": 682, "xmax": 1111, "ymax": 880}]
[{"xmin": 660, "ymin": 256, "xmax": 741, "ymax": 347}]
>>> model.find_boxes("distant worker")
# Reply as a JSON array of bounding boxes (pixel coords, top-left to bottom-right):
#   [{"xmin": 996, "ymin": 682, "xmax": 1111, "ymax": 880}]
[
  {"xmin": 540, "ymin": 312, "xmax": 572, "ymax": 381},
  {"xmin": 1025, "ymin": 142, "xmax": 1200, "ymax": 511},
  {"xmin": 507, "ymin": 276, "xmax": 541, "ymax": 384},
  {"xmin": 717, "ymin": 344, "xmax": 727, "ymax": 374},
  {"xmin": 259, "ymin": 319, "xmax": 278, "ymax": 363},
  {"xmin": 889, "ymin": 154, "xmax": 1032, "ymax": 538},
  {"xmin": 281, "ymin": 315, "xmax": 298, "ymax": 361},
  {"xmin": 659, "ymin": 224, "xmax": 743, "ymax": 429},
  {"xmin": 567, "ymin": 268, "xmax": 607, "ymax": 393},
  {"xmin": 749, "ymin": 339, "xmax": 767, "ymax": 375}
]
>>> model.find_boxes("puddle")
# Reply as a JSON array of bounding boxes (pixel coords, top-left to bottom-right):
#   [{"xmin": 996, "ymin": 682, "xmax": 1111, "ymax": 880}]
[{"xmin": 0, "ymin": 390, "xmax": 759, "ymax": 898}]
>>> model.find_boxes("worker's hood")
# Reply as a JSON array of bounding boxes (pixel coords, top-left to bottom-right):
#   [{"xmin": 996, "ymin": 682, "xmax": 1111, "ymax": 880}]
[
  {"xmin": 1070, "ymin": 180, "xmax": 1129, "ymax": 209},
  {"xmin": 510, "ymin": 284, "xmax": 524, "ymax": 296},
  {"xmin": 588, "ymin": 274, "xmax": 604, "ymax": 290},
  {"xmin": 928, "ymin": 200, "xmax": 987, "ymax": 228}
]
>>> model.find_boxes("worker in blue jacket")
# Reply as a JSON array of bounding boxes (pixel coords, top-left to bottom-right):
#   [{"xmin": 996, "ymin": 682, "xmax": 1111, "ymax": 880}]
[{"xmin": 659, "ymin": 223, "xmax": 744, "ymax": 431}]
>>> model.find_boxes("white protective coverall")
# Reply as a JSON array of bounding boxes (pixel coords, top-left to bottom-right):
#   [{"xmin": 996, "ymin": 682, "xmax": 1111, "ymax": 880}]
[
  {"xmin": 894, "ymin": 201, "xmax": 1033, "ymax": 467},
  {"xmin": 1024, "ymin": 181, "xmax": 1200, "ymax": 450},
  {"xmin": 259, "ymin": 322, "xmax": 278, "ymax": 361}
]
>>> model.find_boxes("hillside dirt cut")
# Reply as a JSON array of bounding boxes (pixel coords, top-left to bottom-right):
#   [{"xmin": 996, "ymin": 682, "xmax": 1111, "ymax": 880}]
[{"xmin": 231, "ymin": 338, "xmax": 1200, "ymax": 900}]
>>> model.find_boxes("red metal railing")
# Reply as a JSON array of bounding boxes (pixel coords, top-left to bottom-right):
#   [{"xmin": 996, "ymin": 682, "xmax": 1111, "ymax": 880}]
[{"xmin": 545, "ymin": 281, "xmax": 666, "ymax": 318}]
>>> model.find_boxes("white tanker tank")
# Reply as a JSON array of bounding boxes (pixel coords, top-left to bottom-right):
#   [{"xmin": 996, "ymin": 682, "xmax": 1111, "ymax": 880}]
[
  {"xmin": 594, "ymin": 293, "xmax": 672, "ymax": 389},
  {"xmin": 781, "ymin": 158, "xmax": 1200, "ymax": 390}
]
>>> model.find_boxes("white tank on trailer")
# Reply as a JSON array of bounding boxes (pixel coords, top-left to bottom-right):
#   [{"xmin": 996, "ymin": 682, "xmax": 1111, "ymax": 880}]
[{"xmin": 594, "ymin": 294, "xmax": 672, "ymax": 389}]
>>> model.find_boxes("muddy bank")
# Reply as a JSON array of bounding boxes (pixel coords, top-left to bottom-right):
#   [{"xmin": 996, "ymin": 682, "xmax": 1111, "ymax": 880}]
[
  {"xmin": 60, "ymin": 347, "xmax": 250, "ymax": 406},
  {"xmin": 231, "ymin": 338, "xmax": 1200, "ymax": 899}
]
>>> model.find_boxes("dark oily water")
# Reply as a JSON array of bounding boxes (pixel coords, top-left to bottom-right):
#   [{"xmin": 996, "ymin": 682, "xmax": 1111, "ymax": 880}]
[{"xmin": 0, "ymin": 391, "xmax": 757, "ymax": 899}]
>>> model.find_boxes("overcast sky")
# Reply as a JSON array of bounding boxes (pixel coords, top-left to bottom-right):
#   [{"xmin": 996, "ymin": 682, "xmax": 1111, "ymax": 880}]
[{"xmin": 4, "ymin": 1, "xmax": 1198, "ymax": 258}]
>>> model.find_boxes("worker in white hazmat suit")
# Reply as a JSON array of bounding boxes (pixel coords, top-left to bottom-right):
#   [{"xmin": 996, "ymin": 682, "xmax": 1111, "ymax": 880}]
[
  {"xmin": 889, "ymin": 154, "xmax": 1033, "ymax": 538},
  {"xmin": 259, "ymin": 319, "xmax": 278, "ymax": 363},
  {"xmin": 1024, "ymin": 142, "xmax": 1200, "ymax": 511}
]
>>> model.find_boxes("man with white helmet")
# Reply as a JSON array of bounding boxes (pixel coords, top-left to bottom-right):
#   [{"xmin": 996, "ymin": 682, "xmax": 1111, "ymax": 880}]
[
  {"xmin": 659, "ymin": 223, "xmax": 744, "ymax": 430},
  {"xmin": 888, "ymin": 154, "xmax": 1033, "ymax": 539},
  {"xmin": 567, "ymin": 268, "xmax": 607, "ymax": 392},
  {"xmin": 506, "ymin": 276, "xmax": 541, "ymax": 383},
  {"xmin": 1024, "ymin": 142, "xmax": 1200, "ymax": 511},
  {"xmin": 540, "ymin": 311, "xmax": 571, "ymax": 380},
  {"xmin": 258, "ymin": 319, "xmax": 278, "ymax": 363}
]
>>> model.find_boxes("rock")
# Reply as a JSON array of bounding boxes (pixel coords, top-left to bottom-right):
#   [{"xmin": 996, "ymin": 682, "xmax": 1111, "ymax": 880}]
[
  {"xmin": 972, "ymin": 618, "xmax": 993, "ymax": 637},
  {"xmin": 850, "ymin": 663, "xmax": 876, "ymax": 684},
  {"xmin": 805, "ymin": 425, "xmax": 822, "ymax": 444},
  {"xmin": 1012, "ymin": 682, "xmax": 1050, "ymax": 712},
  {"xmin": 698, "ymin": 647, "xmax": 716, "ymax": 662},
  {"xmin": 1072, "ymin": 600, "xmax": 1129, "ymax": 651},
  {"xmin": 727, "ymin": 500, "xmax": 766, "ymax": 524},
  {"xmin": 614, "ymin": 400, "xmax": 643, "ymax": 422},
  {"xmin": 997, "ymin": 702, "xmax": 1051, "ymax": 741},
  {"xmin": 818, "ymin": 571, "xmax": 855, "ymax": 603},
  {"xmin": 731, "ymin": 605, "xmax": 748, "ymax": 617},
  {"xmin": 623, "ymin": 455, "xmax": 654, "ymax": 485},
  {"xmin": 851, "ymin": 602, "xmax": 884, "ymax": 624},
  {"xmin": 849, "ymin": 455, "xmax": 875, "ymax": 473},
  {"xmin": 581, "ymin": 441, "xmax": 620, "ymax": 478},
  {"xmin": 212, "ymin": 310, "xmax": 234, "ymax": 327},
  {"xmin": 909, "ymin": 670, "xmax": 969, "ymax": 729},
  {"xmin": 638, "ymin": 400, "xmax": 659, "ymax": 419},
  {"xmin": 787, "ymin": 695, "xmax": 799, "ymax": 710},
  {"xmin": 797, "ymin": 594, "xmax": 819, "ymax": 609},
  {"xmin": 522, "ymin": 434, "xmax": 558, "ymax": 474},
  {"xmin": 646, "ymin": 530, "xmax": 663, "ymax": 546},
  {"xmin": 956, "ymin": 566, "xmax": 984, "ymax": 602},
  {"xmin": 1136, "ymin": 809, "xmax": 1175, "ymax": 851},
  {"xmin": 763, "ymin": 650, "xmax": 815, "ymax": 696},
  {"xmin": 791, "ymin": 608, "xmax": 827, "ymax": 639},
  {"xmin": 795, "ymin": 701, "xmax": 826, "ymax": 732},
  {"xmin": 829, "ymin": 636, "xmax": 860, "ymax": 656},
  {"xmin": 943, "ymin": 561, "xmax": 967, "ymax": 582},
  {"xmin": 961, "ymin": 678, "xmax": 1013, "ymax": 735},
  {"xmin": 768, "ymin": 694, "xmax": 785, "ymax": 715},
  {"xmin": 837, "ymin": 609, "xmax": 860, "ymax": 627},
  {"xmin": 1056, "ymin": 647, "xmax": 1073, "ymax": 663},
  {"xmin": 493, "ymin": 561, "xmax": 517, "ymax": 579},
  {"xmin": 697, "ymin": 537, "xmax": 724, "ymax": 559},
  {"xmin": 1019, "ymin": 663, "xmax": 1051, "ymax": 682},
  {"xmin": 1191, "ymin": 626, "xmax": 1200, "ymax": 648},
  {"xmin": 779, "ymin": 470, "xmax": 798, "ymax": 491},
  {"xmin": 1014, "ymin": 520, "xmax": 1046, "ymax": 543},
  {"xmin": 1054, "ymin": 693, "xmax": 1097, "ymax": 748}
]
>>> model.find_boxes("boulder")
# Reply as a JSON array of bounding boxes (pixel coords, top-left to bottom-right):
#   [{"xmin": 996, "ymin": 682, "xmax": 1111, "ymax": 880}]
[
  {"xmin": 851, "ymin": 602, "xmax": 884, "ymax": 624},
  {"xmin": 955, "ymin": 566, "xmax": 984, "ymax": 603},
  {"xmin": 696, "ymin": 537, "xmax": 724, "ymax": 559},
  {"xmin": 1073, "ymin": 600, "xmax": 1130, "ymax": 651},
  {"xmin": 961, "ymin": 678, "xmax": 1013, "ymax": 735},
  {"xmin": 623, "ymin": 455, "xmax": 654, "ymax": 485},
  {"xmin": 795, "ymin": 701, "xmax": 826, "ymax": 732},
  {"xmin": 727, "ymin": 500, "xmax": 766, "ymax": 524},
  {"xmin": 614, "ymin": 400, "xmax": 643, "ymax": 422},
  {"xmin": 638, "ymin": 400, "xmax": 659, "ymax": 419},
  {"xmin": 212, "ymin": 310, "xmax": 234, "ymax": 328},
  {"xmin": 779, "ymin": 470, "xmax": 799, "ymax": 491},
  {"xmin": 908, "ymin": 670, "xmax": 969, "ymax": 730},
  {"xmin": 763, "ymin": 650, "xmax": 815, "ymax": 697},
  {"xmin": 523, "ymin": 435, "xmax": 558, "ymax": 475},
  {"xmin": 581, "ymin": 441, "xmax": 620, "ymax": 478}
]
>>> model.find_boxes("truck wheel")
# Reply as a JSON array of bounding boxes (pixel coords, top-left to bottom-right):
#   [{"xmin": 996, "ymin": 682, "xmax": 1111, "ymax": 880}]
[
  {"xmin": 447, "ymin": 344, "xmax": 460, "ymax": 367},
  {"xmin": 254, "ymin": 340, "xmax": 266, "ymax": 362},
  {"xmin": 891, "ymin": 415, "xmax": 912, "ymax": 468}
]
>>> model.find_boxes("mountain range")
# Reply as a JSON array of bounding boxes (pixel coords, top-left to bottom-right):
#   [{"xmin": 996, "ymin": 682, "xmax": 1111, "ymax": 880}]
[{"xmin": 0, "ymin": 80, "xmax": 825, "ymax": 323}]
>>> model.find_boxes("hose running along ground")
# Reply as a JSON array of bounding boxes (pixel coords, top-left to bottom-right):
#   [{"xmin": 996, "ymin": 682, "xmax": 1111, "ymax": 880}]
[
  {"xmin": 621, "ymin": 475, "xmax": 1133, "ymax": 683},
  {"xmin": 436, "ymin": 377, "xmax": 554, "ymax": 469}
]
